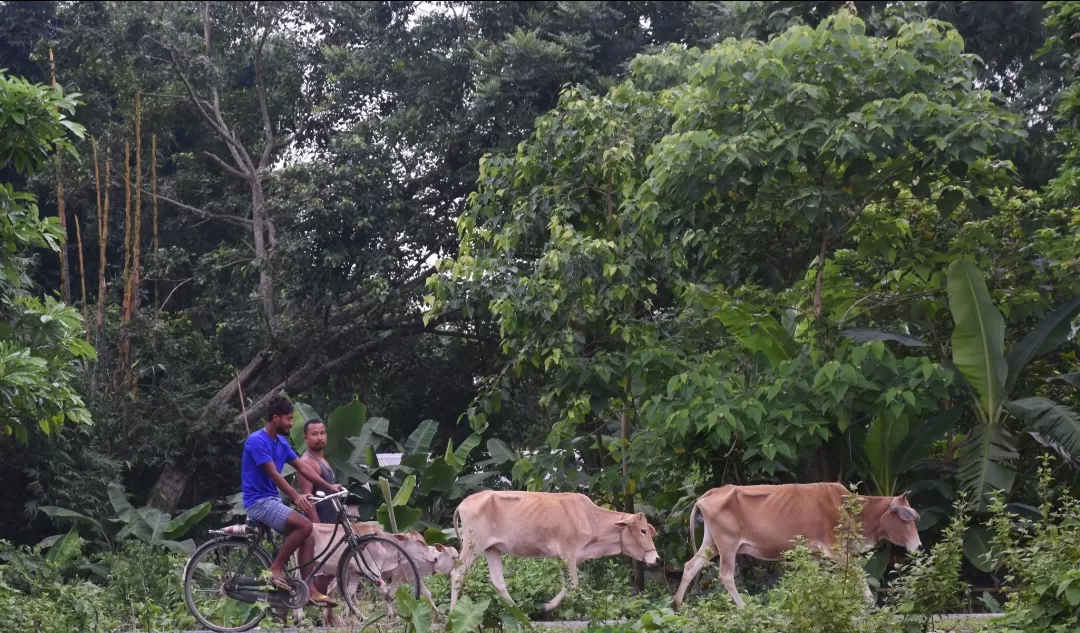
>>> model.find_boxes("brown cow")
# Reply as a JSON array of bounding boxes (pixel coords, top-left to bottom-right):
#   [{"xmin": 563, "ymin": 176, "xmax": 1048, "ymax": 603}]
[
  {"xmin": 450, "ymin": 491, "xmax": 661, "ymax": 613},
  {"xmin": 672, "ymin": 483, "xmax": 921, "ymax": 610}
]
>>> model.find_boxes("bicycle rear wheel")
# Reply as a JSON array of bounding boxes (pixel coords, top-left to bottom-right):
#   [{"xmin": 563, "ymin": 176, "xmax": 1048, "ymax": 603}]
[
  {"xmin": 337, "ymin": 535, "xmax": 423, "ymax": 621},
  {"xmin": 183, "ymin": 538, "xmax": 273, "ymax": 633}
]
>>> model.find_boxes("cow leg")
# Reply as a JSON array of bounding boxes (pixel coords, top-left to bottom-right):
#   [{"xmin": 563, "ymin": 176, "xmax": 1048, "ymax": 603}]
[
  {"xmin": 674, "ymin": 530, "xmax": 715, "ymax": 611},
  {"xmin": 449, "ymin": 538, "xmax": 476, "ymax": 611},
  {"xmin": 718, "ymin": 551, "xmax": 745, "ymax": 608},
  {"xmin": 484, "ymin": 551, "xmax": 515, "ymax": 604},
  {"xmin": 420, "ymin": 579, "xmax": 439, "ymax": 615},
  {"xmin": 540, "ymin": 557, "xmax": 578, "ymax": 614}
]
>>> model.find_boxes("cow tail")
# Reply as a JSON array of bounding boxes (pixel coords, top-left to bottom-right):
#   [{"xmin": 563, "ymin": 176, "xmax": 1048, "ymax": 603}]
[
  {"xmin": 689, "ymin": 501, "xmax": 700, "ymax": 552},
  {"xmin": 453, "ymin": 505, "xmax": 462, "ymax": 546}
]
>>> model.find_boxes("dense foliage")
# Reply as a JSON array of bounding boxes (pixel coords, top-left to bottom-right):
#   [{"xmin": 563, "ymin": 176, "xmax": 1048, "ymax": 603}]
[{"xmin": 0, "ymin": 1, "xmax": 1078, "ymax": 631}]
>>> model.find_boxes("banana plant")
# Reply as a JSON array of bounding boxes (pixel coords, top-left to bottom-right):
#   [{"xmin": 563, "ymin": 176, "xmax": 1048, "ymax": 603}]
[
  {"xmin": 946, "ymin": 259, "xmax": 1080, "ymax": 509},
  {"xmin": 39, "ymin": 483, "xmax": 210, "ymax": 555}
]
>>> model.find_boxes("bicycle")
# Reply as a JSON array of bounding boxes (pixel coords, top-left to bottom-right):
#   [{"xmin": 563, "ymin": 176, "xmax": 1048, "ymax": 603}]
[{"xmin": 182, "ymin": 488, "xmax": 422, "ymax": 632}]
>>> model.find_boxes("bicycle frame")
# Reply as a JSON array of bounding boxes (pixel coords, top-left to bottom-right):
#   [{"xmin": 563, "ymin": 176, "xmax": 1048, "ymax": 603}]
[{"xmin": 212, "ymin": 491, "xmax": 385, "ymax": 591}]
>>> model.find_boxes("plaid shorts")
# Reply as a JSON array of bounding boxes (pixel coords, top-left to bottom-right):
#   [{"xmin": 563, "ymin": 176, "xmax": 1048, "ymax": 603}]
[{"xmin": 246, "ymin": 496, "xmax": 296, "ymax": 534}]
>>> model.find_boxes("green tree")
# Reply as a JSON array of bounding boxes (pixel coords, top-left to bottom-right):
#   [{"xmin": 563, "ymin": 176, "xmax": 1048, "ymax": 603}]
[{"xmin": 0, "ymin": 70, "xmax": 93, "ymax": 442}]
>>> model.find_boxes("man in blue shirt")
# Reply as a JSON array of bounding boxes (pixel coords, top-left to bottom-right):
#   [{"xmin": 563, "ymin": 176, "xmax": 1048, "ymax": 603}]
[{"xmin": 242, "ymin": 394, "xmax": 341, "ymax": 606}]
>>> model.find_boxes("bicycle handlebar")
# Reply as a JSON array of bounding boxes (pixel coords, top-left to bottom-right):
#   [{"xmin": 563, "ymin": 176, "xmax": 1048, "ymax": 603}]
[{"xmin": 308, "ymin": 488, "xmax": 349, "ymax": 504}]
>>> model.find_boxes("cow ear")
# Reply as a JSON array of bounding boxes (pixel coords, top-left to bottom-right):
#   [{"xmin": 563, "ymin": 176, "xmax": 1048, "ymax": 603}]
[
  {"xmin": 891, "ymin": 502, "xmax": 918, "ymax": 522},
  {"xmin": 433, "ymin": 544, "xmax": 444, "ymax": 552},
  {"xmin": 614, "ymin": 519, "xmax": 630, "ymax": 528},
  {"xmin": 902, "ymin": 490, "xmax": 911, "ymax": 500}
]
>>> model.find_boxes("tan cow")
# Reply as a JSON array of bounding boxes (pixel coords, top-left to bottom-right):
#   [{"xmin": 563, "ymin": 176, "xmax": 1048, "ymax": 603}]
[
  {"xmin": 672, "ymin": 483, "xmax": 921, "ymax": 611},
  {"xmin": 383, "ymin": 543, "xmax": 459, "ymax": 619},
  {"xmin": 450, "ymin": 491, "xmax": 661, "ymax": 612},
  {"xmin": 309, "ymin": 523, "xmax": 437, "ymax": 622}
]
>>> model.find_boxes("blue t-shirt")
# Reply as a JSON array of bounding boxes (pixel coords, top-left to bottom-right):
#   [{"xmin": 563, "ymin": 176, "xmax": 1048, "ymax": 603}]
[{"xmin": 241, "ymin": 428, "xmax": 299, "ymax": 508}]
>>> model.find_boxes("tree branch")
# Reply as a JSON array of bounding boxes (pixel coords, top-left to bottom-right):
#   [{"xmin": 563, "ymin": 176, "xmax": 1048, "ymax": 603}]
[
  {"xmin": 254, "ymin": 11, "xmax": 280, "ymax": 169},
  {"xmin": 202, "ymin": 150, "xmax": 250, "ymax": 181},
  {"xmin": 234, "ymin": 332, "xmax": 403, "ymax": 428},
  {"xmin": 146, "ymin": 189, "xmax": 253, "ymax": 228}
]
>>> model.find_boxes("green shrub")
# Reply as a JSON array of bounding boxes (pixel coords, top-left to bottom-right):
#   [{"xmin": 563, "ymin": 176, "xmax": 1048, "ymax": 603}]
[
  {"xmin": 889, "ymin": 495, "xmax": 972, "ymax": 631},
  {"xmin": 985, "ymin": 457, "xmax": 1080, "ymax": 633}
]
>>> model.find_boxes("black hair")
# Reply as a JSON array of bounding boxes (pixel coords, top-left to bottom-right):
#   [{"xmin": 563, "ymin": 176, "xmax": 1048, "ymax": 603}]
[
  {"xmin": 303, "ymin": 419, "xmax": 326, "ymax": 435},
  {"xmin": 266, "ymin": 394, "xmax": 293, "ymax": 419}
]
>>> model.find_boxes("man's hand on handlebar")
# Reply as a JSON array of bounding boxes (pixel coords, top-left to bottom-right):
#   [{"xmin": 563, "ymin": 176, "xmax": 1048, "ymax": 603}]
[
  {"xmin": 308, "ymin": 486, "xmax": 348, "ymax": 504},
  {"xmin": 292, "ymin": 492, "xmax": 315, "ymax": 515}
]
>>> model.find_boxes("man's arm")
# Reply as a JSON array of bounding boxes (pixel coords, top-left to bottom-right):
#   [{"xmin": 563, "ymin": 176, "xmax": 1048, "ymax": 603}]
[
  {"xmin": 290, "ymin": 458, "xmax": 341, "ymax": 494},
  {"xmin": 260, "ymin": 462, "xmax": 314, "ymax": 515},
  {"xmin": 296, "ymin": 455, "xmax": 320, "ymax": 522}
]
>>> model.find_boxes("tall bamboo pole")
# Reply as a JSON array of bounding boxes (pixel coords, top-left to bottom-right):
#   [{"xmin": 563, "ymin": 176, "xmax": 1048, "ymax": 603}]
[
  {"xmin": 49, "ymin": 48, "xmax": 69, "ymax": 302},
  {"xmin": 128, "ymin": 93, "xmax": 144, "ymax": 397},
  {"xmin": 75, "ymin": 216, "xmax": 88, "ymax": 336},
  {"xmin": 152, "ymin": 133, "xmax": 159, "ymax": 307},
  {"xmin": 98, "ymin": 152, "xmax": 111, "ymax": 387},
  {"xmin": 119, "ymin": 142, "xmax": 132, "ymax": 390}
]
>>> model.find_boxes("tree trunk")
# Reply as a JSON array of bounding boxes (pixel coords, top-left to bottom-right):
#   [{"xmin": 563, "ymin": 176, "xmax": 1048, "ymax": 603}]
[
  {"xmin": 619, "ymin": 409, "xmax": 646, "ymax": 594},
  {"xmin": 249, "ymin": 178, "xmax": 277, "ymax": 336},
  {"xmin": 149, "ymin": 464, "xmax": 190, "ymax": 513}
]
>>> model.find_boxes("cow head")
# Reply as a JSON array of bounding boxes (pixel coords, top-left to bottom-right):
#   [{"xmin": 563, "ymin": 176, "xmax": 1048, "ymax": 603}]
[
  {"xmin": 879, "ymin": 491, "xmax": 921, "ymax": 552},
  {"xmin": 614, "ymin": 512, "xmax": 661, "ymax": 566},
  {"xmin": 431, "ymin": 543, "xmax": 459, "ymax": 574},
  {"xmin": 392, "ymin": 532, "xmax": 439, "ymax": 566}
]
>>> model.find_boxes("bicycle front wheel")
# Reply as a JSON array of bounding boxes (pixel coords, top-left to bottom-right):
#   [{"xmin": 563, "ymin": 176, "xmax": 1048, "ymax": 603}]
[
  {"xmin": 337, "ymin": 535, "xmax": 423, "ymax": 621},
  {"xmin": 183, "ymin": 538, "xmax": 273, "ymax": 633}
]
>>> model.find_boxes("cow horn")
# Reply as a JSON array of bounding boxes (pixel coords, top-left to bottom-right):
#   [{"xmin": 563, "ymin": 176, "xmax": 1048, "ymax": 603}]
[{"xmin": 901, "ymin": 490, "xmax": 911, "ymax": 500}]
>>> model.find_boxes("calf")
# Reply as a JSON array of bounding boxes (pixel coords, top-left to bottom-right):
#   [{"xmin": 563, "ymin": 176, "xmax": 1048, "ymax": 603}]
[
  {"xmin": 672, "ymin": 483, "xmax": 921, "ymax": 610},
  {"xmin": 382, "ymin": 542, "xmax": 459, "ymax": 618},
  {"xmin": 309, "ymin": 523, "xmax": 437, "ymax": 623},
  {"xmin": 451, "ymin": 490, "xmax": 660, "ymax": 613}
]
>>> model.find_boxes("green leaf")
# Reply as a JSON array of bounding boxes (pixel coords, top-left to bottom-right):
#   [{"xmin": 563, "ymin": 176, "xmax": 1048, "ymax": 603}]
[
  {"xmin": 163, "ymin": 502, "xmax": 211, "ymax": 540},
  {"xmin": 487, "ymin": 438, "xmax": 518, "ymax": 464},
  {"xmin": 453, "ymin": 433, "xmax": 483, "ymax": 468},
  {"xmin": 159, "ymin": 538, "xmax": 196, "ymax": 556},
  {"xmin": 864, "ymin": 546, "xmax": 889, "ymax": 580},
  {"xmin": 720, "ymin": 312, "xmax": 799, "ymax": 368},
  {"xmin": 1005, "ymin": 397, "xmax": 1080, "ymax": 457},
  {"xmin": 946, "ymin": 160, "xmax": 969, "ymax": 179},
  {"xmin": 108, "ymin": 483, "xmax": 136, "ymax": 522},
  {"xmin": 393, "ymin": 475, "xmax": 417, "ymax": 507},
  {"xmin": 449, "ymin": 595, "xmax": 490, "ymax": 633},
  {"xmin": 46, "ymin": 528, "xmax": 83, "ymax": 566},
  {"xmin": 289, "ymin": 401, "xmax": 322, "ymax": 453},
  {"xmin": 326, "ymin": 399, "xmax": 368, "ymax": 472},
  {"xmin": 864, "ymin": 416, "xmax": 909, "ymax": 495},
  {"xmin": 134, "ymin": 506, "xmax": 172, "ymax": 543},
  {"xmin": 353, "ymin": 415, "xmax": 391, "ymax": 451},
  {"xmin": 840, "ymin": 328, "xmax": 927, "ymax": 347},
  {"xmin": 958, "ymin": 423, "xmax": 1018, "ymax": 510},
  {"xmin": 947, "ymin": 260, "xmax": 1007, "ymax": 421},
  {"xmin": 964, "ymin": 525, "xmax": 999, "ymax": 573},
  {"xmin": 424, "ymin": 458, "xmax": 458, "ymax": 492},
  {"xmin": 936, "ymin": 188, "xmax": 965, "ymax": 214},
  {"xmin": 405, "ymin": 419, "xmax": 439, "ymax": 456},
  {"xmin": 1004, "ymin": 297, "xmax": 1080, "ymax": 393},
  {"xmin": 39, "ymin": 506, "xmax": 103, "ymax": 535},
  {"xmin": 1050, "ymin": 373, "xmax": 1080, "ymax": 389},
  {"xmin": 895, "ymin": 409, "xmax": 961, "ymax": 475},
  {"xmin": 377, "ymin": 504, "xmax": 423, "ymax": 533},
  {"xmin": 395, "ymin": 584, "xmax": 432, "ymax": 633}
]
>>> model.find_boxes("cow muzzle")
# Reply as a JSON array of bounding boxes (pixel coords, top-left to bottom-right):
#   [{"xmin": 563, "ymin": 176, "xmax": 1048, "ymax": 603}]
[
  {"xmin": 907, "ymin": 539, "xmax": 922, "ymax": 553},
  {"xmin": 644, "ymin": 550, "xmax": 660, "ymax": 566}
]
